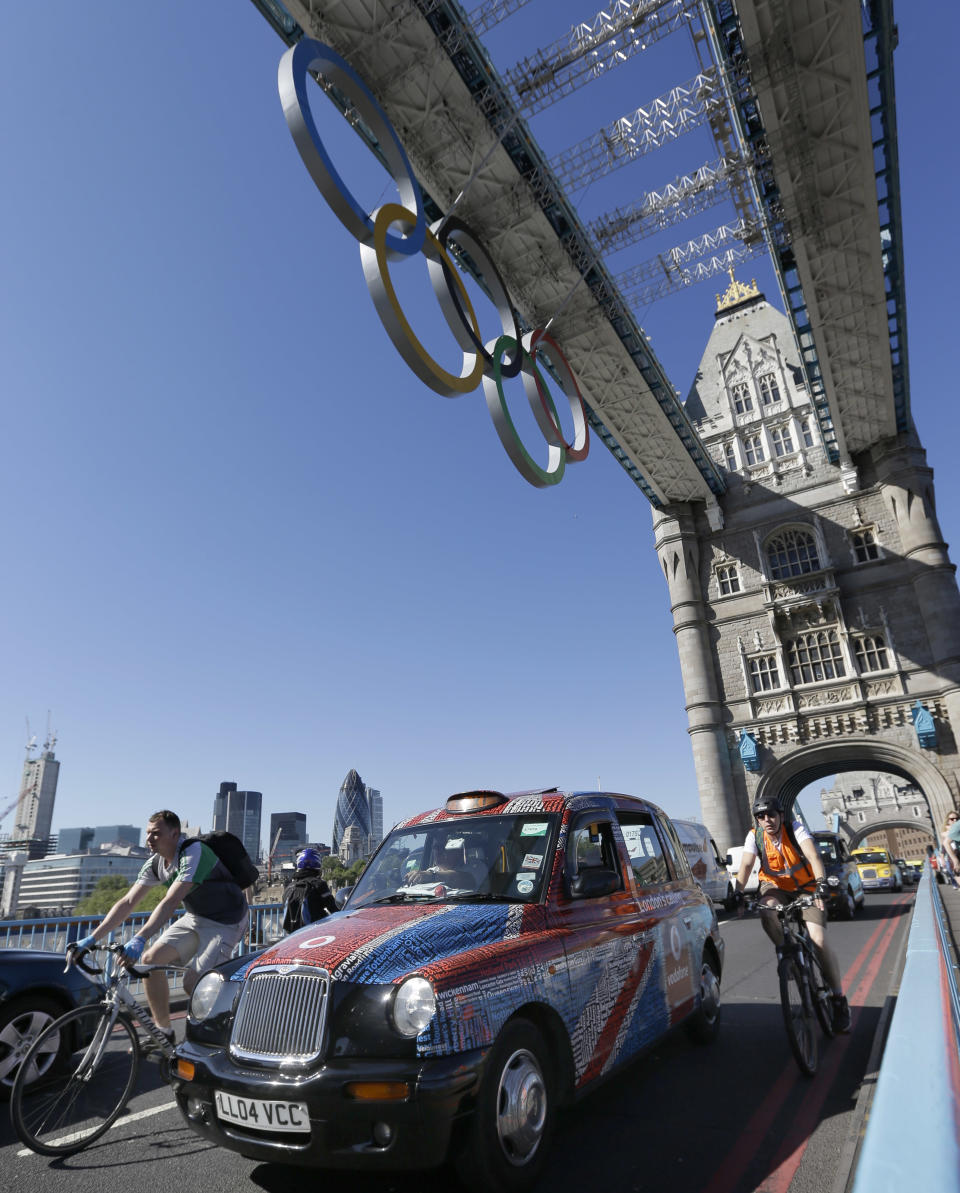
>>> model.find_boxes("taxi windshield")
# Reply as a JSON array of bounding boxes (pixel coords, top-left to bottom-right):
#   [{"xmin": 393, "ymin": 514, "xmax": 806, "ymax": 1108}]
[
  {"xmin": 816, "ymin": 839, "xmax": 839, "ymax": 863},
  {"xmin": 348, "ymin": 814, "xmax": 559, "ymax": 908},
  {"xmin": 853, "ymin": 850, "xmax": 888, "ymax": 864}
]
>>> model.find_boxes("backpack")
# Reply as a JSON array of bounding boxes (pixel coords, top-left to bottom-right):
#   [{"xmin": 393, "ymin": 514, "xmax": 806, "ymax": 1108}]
[
  {"xmin": 182, "ymin": 831, "xmax": 259, "ymax": 889},
  {"xmin": 282, "ymin": 873, "xmax": 335, "ymax": 933}
]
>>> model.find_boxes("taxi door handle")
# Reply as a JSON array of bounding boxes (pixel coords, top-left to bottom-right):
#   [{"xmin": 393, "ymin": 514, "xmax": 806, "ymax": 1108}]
[{"xmin": 683, "ymin": 917, "xmax": 692, "ymax": 927}]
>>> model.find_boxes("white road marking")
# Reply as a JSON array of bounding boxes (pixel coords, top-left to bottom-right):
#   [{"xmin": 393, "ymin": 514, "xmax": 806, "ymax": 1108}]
[{"xmin": 17, "ymin": 1099, "xmax": 177, "ymax": 1157}]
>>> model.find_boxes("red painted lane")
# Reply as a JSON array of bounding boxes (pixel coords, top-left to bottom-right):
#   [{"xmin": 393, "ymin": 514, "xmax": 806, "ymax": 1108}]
[
  {"xmin": 756, "ymin": 902, "xmax": 906, "ymax": 1193},
  {"xmin": 702, "ymin": 896, "xmax": 910, "ymax": 1193}
]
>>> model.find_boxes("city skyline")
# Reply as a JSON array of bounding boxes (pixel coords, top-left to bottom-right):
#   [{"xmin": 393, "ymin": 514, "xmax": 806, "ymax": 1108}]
[{"xmin": 0, "ymin": 2, "xmax": 954, "ymax": 851}]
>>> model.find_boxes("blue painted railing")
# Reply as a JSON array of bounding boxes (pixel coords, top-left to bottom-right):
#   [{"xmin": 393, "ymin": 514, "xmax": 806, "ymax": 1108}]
[
  {"xmin": 852, "ymin": 865, "xmax": 960, "ymax": 1191},
  {"xmin": 0, "ymin": 904, "xmax": 285, "ymax": 998}
]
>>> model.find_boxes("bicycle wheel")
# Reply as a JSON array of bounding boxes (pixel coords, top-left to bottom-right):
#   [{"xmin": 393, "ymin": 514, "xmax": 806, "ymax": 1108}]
[
  {"xmin": 778, "ymin": 957, "xmax": 818, "ymax": 1076},
  {"xmin": 11, "ymin": 1004, "xmax": 140, "ymax": 1156},
  {"xmin": 803, "ymin": 942, "xmax": 836, "ymax": 1039}
]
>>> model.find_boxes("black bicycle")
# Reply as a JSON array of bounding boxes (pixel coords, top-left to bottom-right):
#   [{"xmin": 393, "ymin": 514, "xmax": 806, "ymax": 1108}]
[
  {"xmin": 10, "ymin": 944, "xmax": 183, "ymax": 1156},
  {"xmin": 776, "ymin": 893, "xmax": 835, "ymax": 1075}
]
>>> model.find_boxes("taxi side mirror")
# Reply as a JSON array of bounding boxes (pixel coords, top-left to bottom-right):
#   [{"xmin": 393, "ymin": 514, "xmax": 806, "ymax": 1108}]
[{"xmin": 568, "ymin": 868, "xmax": 621, "ymax": 899}]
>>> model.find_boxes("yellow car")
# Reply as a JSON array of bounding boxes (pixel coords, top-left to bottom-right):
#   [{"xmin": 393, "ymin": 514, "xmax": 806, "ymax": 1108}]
[{"xmin": 850, "ymin": 847, "xmax": 903, "ymax": 892}]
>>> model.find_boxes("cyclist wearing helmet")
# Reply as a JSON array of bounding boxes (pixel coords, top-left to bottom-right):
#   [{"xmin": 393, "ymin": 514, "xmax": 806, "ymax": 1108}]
[
  {"xmin": 282, "ymin": 847, "xmax": 338, "ymax": 933},
  {"xmin": 735, "ymin": 796, "xmax": 850, "ymax": 1033}
]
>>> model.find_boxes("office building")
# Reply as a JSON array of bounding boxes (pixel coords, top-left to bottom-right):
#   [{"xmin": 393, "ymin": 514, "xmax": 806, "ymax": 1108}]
[
  {"xmin": 212, "ymin": 781, "xmax": 262, "ymax": 861},
  {"xmin": 13, "ymin": 733, "xmax": 60, "ymax": 860},
  {"xmin": 366, "ymin": 786, "xmax": 383, "ymax": 850},
  {"xmin": 333, "ymin": 768, "xmax": 371, "ymax": 859},
  {"xmin": 269, "ymin": 812, "xmax": 308, "ymax": 867},
  {"xmin": 57, "ymin": 825, "xmax": 140, "ymax": 854},
  {"xmin": 12, "ymin": 845, "xmax": 150, "ymax": 916}
]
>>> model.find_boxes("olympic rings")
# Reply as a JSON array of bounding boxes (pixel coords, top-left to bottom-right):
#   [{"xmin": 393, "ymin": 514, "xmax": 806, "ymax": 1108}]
[
  {"xmin": 522, "ymin": 329, "xmax": 589, "ymax": 464},
  {"xmin": 430, "ymin": 216, "xmax": 523, "ymax": 380},
  {"xmin": 360, "ymin": 204, "xmax": 485, "ymax": 397},
  {"xmin": 277, "ymin": 39, "xmax": 590, "ymax": 485},
  {"xmin": 279, "ymin": 40, "xmax": 425, "ymax": 257},
  {"xmin": 483, "ymin": 336, "xmax": 565, "ymax": 487}
]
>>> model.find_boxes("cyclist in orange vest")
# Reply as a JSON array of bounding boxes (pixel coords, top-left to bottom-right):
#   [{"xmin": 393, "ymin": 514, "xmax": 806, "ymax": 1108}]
[{"xmin": 735, "ymin": 796, "xmax": 850, "ymax": 1033}]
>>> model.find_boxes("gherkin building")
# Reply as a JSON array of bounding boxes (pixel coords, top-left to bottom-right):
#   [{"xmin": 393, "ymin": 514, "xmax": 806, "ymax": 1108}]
[{"xmin": 332, "ymin": 768, "xmax": 372, "ymax": 855}]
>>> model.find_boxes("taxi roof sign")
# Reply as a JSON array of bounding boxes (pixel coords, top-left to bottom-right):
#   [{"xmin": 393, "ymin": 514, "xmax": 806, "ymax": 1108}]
[{"xmin": 445, "ymin": 790, "xmax": 507, "ymax": 814}]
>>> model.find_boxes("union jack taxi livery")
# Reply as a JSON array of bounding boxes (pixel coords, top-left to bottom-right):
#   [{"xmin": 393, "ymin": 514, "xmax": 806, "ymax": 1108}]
[{"xmin": 173, "ymin": 788, "xmax": 724, "ymax": 1191}]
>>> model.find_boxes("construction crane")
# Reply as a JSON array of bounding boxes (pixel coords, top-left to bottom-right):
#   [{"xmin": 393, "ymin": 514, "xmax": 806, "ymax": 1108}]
[
  {"xmin": 265, "ymin": 828, "xmax": 284, "ymax": 884},
  {"xmin": 0, "ymin": 794, "xmax": 21, "ymax": 825}
]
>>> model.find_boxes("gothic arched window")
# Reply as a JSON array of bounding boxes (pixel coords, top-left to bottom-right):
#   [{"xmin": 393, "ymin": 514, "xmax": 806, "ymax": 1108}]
[
  {"xmin": 744, "ymin": 434, "xmax": 764, "ymax": 466},
  {"xmin": 732, "ymin": 382, "xmax": 753, "ymax": 414},
  {"xmin": 787, "ymin": 629, "xmax": 845, "ymax": 684},
  {"xmin": 766, "ymin": 527, "xmax": 821, "ymax": 579},
  {"xmin": 758, "ymin": 374, "xmax": 781, "ymax": 404},
  {"xmin": 854, "ymin": 634, "xmax": 889, "ymax": 672}
]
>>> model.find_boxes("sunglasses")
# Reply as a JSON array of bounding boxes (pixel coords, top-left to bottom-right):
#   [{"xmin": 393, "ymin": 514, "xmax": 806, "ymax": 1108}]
[{"xmin": 757, "ymin": 811, "xmax": 780, "ymax": 820}]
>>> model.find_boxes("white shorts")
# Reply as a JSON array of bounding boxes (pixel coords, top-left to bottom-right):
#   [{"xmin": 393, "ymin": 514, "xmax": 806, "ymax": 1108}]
[{"xmin": 157, "ymin": 912, "xmax": 247, "ymax": 976}]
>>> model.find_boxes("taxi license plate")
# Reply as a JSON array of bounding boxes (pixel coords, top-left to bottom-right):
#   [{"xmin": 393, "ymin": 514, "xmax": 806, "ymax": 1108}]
[{"xmin": 214, "ymin": 1090, "xmax": 310, "ymax": 1134}]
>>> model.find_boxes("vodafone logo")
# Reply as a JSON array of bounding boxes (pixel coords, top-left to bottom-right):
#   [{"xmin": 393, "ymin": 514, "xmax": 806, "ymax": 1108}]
[{"xmin": 669, "ymin": 923, "xmax": 683, "ymax": 961}]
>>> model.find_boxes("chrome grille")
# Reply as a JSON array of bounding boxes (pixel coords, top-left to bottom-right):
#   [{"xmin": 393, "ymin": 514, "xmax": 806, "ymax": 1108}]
[{"xmin": 230, "ymin": 965, "xmax": 330, "ymax": 1066}]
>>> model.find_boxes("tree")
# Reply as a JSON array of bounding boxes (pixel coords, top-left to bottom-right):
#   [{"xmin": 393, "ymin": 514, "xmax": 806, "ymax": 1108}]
[
  {"xmin": 322, "ymin": 855, "xmax": 349, "ymax": 886},
  {"xmin": 74, "ymin": 874, "xmax": 166, "ymax": 915},
  {"xmin": 321, "ymin": 855, "xmax": 367, "ymax": 888}
]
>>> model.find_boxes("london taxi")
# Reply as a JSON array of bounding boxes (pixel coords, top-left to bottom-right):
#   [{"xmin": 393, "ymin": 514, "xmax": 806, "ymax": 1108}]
[
  {"xmin": 171, "ymin": 788, "xmax": 724, "ymax": 1192},
  {"xmin": 850, "ymin": 846, "xmax": 902, "ymax": 891},
  {"xmin": 812, "ymin": 831, "xmax": 865, "ymax": 919}
]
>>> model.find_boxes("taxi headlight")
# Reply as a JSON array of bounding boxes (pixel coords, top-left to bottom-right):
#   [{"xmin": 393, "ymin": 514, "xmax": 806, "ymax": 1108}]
[
  {"xmin": 392, "ymin": 976, "xmax": 436, "ymax": 1037},
  {"xmin": 190, "ymin": 972, "xmax": 224, "ymax": 1021}
]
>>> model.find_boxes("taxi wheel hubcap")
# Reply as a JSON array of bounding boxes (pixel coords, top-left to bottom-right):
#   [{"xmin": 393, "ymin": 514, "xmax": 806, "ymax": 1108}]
[
  {"xmin": 700, "ymin": 963, "xmax": 720, "ymax": 1025},
  {"xmin": 495, "ymin": 1047, "xmax": 546, "ymax": 1166}
]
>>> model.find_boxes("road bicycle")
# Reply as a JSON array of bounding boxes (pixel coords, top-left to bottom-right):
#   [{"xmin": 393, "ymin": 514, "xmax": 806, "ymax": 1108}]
[
  {"xmin": 10, "ymin": 943, "xmax": 184, "ymax": 1156},
  {"xmin": 775, "ymin": 893, "xmax": 836, "ymax": 1075}
]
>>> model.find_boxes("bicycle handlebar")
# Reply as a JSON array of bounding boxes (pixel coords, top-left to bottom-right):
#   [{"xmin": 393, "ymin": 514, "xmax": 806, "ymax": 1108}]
[
  {"xmin": 65, "ymin": 942, "xmax": 107, "ymax": 976},
  {"xmin": 777, "ymin": 893, "xmax": 818, "ymax": 919},
  {"xmin": 65, "ymin": 941, "xmax": 183, "ymax": 981}
]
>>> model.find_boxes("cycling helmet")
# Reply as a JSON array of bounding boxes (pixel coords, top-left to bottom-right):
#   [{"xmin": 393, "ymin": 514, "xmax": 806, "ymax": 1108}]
[
  {"xmin": 296, "ymin": 847, "xmax": 323, "ymax": 871},
  {"xmin": 752, "ymin": 796, "xmax": 782, "ymax": 819}
]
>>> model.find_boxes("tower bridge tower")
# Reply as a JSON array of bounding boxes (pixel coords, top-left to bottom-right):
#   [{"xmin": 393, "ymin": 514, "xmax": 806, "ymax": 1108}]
[{"xmin": 655, "ymin": 276, "xmax": 960, "ymax": 853}]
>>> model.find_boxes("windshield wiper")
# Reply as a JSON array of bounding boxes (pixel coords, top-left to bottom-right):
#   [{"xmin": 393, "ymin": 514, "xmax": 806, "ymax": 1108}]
[
  {"xmin": 369, "ymin": 892, "xmax": 437, "ymax": 904},
  {"xmin": 443, "ymin": 892, "xmax": 517, "ymax": 903}
]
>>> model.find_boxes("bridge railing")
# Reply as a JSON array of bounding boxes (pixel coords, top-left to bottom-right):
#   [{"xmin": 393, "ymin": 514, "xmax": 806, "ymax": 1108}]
[
  {"xmin": 851, "ymin": 864, "xmax": 960, "ymax": 1192},
  {"xmin": 0, "ymin": 904, "xmax": 285, "ymax": 1000}
]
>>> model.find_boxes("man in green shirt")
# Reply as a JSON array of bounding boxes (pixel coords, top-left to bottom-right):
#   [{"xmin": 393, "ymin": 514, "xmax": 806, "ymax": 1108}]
[{"xmin": 72, "ymin": 810, "xmax": 249, "ymax": 1046}]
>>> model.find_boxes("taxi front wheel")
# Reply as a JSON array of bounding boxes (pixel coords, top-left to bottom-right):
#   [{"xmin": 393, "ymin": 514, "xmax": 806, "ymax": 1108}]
[
  {"xmin": 685, "ymin": 954, "xmax": 722, "ymax": 1045},
  {"xmin": 455, "ymin": 1018, "xmax": 554, "ymax": 1193}
]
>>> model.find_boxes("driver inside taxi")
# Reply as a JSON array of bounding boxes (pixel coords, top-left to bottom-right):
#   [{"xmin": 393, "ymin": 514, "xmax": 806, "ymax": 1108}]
[{"xmin": 404, "ymin": 842, "xmax": 472, "ymax": 888}]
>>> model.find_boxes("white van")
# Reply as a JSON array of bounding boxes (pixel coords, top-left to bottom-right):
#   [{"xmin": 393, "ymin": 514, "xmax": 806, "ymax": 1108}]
[
  {"xmin": 672, "ymin": 819, "xmax": 735, "ymax": 910},
  {"xmin": 724, "ymin": 845, "xmax": 760, "ymax": 893}
]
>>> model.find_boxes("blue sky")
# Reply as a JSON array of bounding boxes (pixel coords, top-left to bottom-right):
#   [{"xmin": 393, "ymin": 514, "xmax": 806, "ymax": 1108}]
[{"xmin": 1, "ymin": 1, "xmax": 955, "ymax": 852}]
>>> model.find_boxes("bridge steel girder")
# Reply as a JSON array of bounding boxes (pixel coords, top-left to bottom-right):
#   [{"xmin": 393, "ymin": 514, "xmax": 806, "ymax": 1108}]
[
  {"xmin": 256, "ymin": 0, "xmax": 724, "ymax": 506},
  {"xmin": 713, "ymin": 0, "xmax": 908, "ymax": 461}
]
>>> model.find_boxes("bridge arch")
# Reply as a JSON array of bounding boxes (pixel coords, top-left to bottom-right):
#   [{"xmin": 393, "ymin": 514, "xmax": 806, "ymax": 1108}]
[
  {"xmin": 843, "ymin": 819, "xmax": 935, "ymax": 850},
  {"xmin": 752, "ymin": 737, "xmax": 951, "ymax": 834}
]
